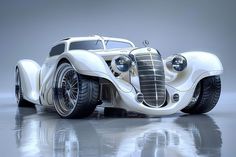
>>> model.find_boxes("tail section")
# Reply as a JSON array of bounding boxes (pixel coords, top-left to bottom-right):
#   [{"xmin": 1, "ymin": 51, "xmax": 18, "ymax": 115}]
[{"xmin": 16, "ymin": 59, "xmax": 40, "ymax": 104}]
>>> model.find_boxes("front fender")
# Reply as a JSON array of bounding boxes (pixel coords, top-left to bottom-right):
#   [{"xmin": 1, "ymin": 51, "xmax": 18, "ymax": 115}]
[
  {"xmin": 58, "ymin": 50, "xmax": 133, "ymax": 93},
  {"xmin": 165, "ymin": 51, "xmax": 223, "ymax": 91},
  {"xmin": 60, "ymin": 50, "xmax": 113, "ymax": 79}
]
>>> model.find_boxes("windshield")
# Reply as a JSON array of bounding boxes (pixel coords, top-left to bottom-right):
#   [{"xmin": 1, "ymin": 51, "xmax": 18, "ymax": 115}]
[
  {"xmin": 105, "ymin": 40, "xmax": 133, "ymax": 49},
  {"xmin": 69, "ymin": 40, "xmax": 104, "ymax": 50},
  {"xmin": 69, "ymin": 40, "xmax": 133, "ymax": 51}
]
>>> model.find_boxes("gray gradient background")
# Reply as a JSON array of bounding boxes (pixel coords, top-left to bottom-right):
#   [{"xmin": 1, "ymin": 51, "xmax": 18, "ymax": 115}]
[
  {"xmin": 0, "ymin": 0, "xmax": 235, "ymax": 95},
  {"xmin": 0, "ymin": 1, "xmax": 236, "ymax": 156}
]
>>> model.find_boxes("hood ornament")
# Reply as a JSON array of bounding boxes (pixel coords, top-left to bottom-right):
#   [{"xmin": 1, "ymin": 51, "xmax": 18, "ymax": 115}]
[{"xmin": 143, "ymin": 40, "xmax": 150, "ymax": 47}]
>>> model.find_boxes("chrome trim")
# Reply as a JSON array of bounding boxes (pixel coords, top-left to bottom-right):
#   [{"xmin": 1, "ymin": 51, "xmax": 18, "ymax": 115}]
[
  {"xmin": 135, "ymin": 92, "xmax": 144, "ymax": 103},
  {"xmin": 135, "ymin": 52, "xmax": 166, "ymax": 107}
]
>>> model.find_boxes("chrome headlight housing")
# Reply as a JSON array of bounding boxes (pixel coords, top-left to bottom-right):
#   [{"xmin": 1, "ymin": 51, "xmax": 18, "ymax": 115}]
[
  {"xmin": 167, "ymin": 54, "xmax": 187, "ymax": 72},
  {"xmin": 111, "ymin": 55, "xmax": 132, "ymax": 73}
]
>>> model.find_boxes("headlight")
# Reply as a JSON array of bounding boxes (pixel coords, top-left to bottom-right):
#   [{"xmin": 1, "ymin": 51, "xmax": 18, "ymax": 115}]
[
  {"xmin": 166, "ymin": 54, "xmax": 187, "ymax": 72},
  {"xmin": 111, "ymin": 55, "xmax": 132, "ymax": 73},
  {"xmin": 171, "ymin": 55, "xmax": 187, "ymax": 71}
]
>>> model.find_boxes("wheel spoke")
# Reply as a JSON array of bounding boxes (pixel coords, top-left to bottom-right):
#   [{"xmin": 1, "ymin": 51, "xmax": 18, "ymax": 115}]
[
  {"xmin": 71, "ymin": 81, "xmax": 78, "ymax": 88},
  {"xmin": 70, "ymin": 92, "xmax": 76, "ymax": 100},
  {"xmin": 71, "ymin": 89, "xmax": 78, "ymax": 95},
  {"xmin": 68, "ymin": 71, "xmax": 75, "ymax": 82},
  {"xmin": 68, "ymin": 96, "xmax": 76, "ymax": 107},
  {"xmin": 55, "ymin": 66, "xmax": 80, "ymax": 116},
  {"xmin": 71, "ymin": 87, "xmax": 78, "ymax": 92}
]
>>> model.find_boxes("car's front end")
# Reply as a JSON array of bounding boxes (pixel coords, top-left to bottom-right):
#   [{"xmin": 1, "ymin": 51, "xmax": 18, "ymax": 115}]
[
  {"xmin": 57, "ymin": 36, "xmax": 222, "ymax": 116},
  {"xmin": 95, "ymin": 46, "xmax": 196, "ymax": 116}
]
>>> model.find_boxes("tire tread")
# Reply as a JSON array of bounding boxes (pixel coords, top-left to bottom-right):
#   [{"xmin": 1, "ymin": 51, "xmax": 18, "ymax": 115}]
[
  {"xmin": 181, "ymin": 76, "xmax": 221, "ymax": 114},
  {"xmin": 65, "ymin": 77, "xmax": 99, "ymax": 118}
]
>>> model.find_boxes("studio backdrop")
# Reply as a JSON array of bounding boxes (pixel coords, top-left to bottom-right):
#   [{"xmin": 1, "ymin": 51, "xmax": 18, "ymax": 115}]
[{"xmin": 0, "ymin": 0, "xmax": 235, "ymax": 97}]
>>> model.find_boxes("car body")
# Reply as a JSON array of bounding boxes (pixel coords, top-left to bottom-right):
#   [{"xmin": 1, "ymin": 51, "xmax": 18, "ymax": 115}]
[{"xmin": 15, "ymin": 35, "xmax": 223, "ymax": 118}]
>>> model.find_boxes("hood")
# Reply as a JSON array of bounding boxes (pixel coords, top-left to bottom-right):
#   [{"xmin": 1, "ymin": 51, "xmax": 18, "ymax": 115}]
[{"xmin": 92, "ymin": 47, "xmax": 135, "ymax": 60}]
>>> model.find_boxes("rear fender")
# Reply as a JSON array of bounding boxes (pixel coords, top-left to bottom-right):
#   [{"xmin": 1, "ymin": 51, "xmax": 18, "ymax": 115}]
[{"xmin": 16, "ymin": 59, "xmax": 40, "ymax": 103}]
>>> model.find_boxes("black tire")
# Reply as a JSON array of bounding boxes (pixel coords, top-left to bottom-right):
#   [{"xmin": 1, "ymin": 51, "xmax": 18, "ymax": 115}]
[
  {"xmin": 54, "ymin": 62, "xmax": 99, "ymax": 118},
  {"xmin": 15, "ymin": 68, "xmax": 35, "ymax": 107},
  {"xmin": 181, "ymin": 76, "xmax": 221, "ymax": 114}
]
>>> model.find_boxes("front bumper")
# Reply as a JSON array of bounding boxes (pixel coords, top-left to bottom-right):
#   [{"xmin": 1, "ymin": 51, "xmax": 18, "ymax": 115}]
[{"xmin": 115, "ymin": 83, "xmax": 195, "ymax": 116}]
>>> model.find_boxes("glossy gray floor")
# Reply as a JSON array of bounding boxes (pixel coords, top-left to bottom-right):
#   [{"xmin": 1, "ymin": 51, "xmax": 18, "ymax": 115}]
[{"xmin": 0, "ymin": 93, "xmax": 236, "ymax": 157}]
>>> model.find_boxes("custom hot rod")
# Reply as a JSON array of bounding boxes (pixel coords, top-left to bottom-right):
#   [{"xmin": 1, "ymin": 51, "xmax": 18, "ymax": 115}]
[{"xmin": 15, "ymin": 35, "xmax": 223, "ymax": 118}]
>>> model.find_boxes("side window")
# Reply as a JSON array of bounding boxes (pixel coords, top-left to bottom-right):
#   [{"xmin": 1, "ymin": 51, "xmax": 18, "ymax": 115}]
[{"xmin": 49, "ymin": 44, "xmax": 65, "ymax": 57}]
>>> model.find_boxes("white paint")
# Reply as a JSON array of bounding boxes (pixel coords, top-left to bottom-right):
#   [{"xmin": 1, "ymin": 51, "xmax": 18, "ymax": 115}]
[{"xmin": 15, "ymin": 36, "xmax": 223, "ymax": 116}]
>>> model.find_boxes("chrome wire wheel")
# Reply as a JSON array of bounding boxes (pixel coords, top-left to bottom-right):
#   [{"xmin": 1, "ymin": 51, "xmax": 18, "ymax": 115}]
[
  {"xmin": 15, "ymin": 68, "xmax": 21, "ymax": 103},
  {"xmin": 183, "ymin": 83, "xmax": 201, "ymax": 110},
  {"xmin": 55, "ymin": 63, "xmax": 79, "ymax": 117},
  {"xmin": 190, "ymin": 83, "xmax": 201, "ymax": 105},
  {"xmin": 54, "ymin": 62, "xmax": 99, "ymax": 118}
]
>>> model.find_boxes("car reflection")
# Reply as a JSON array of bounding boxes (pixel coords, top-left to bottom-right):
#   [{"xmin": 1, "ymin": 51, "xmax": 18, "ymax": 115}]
[{"xmin": 15, "ymin": 108, "xmax": 222, "ymax": 157}]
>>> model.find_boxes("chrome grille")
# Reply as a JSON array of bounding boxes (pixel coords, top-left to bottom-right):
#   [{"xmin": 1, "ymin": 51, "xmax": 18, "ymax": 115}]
[{"xmin": 135, "ymin": 53, "xmax": 166, "ymax": 107}]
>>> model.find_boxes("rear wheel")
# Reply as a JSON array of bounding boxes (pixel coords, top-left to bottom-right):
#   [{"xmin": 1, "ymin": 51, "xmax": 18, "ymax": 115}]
[
  {"xmin": 53, "ymin": 62, "xmax": 99, "ymax": 118},
  {"xmin": 181, "ymin": 76, "xmax": 221, "ymax": 114},
  {"xmin": 15, "ymin": 68, "xmax": 35, "ymax": 107}
]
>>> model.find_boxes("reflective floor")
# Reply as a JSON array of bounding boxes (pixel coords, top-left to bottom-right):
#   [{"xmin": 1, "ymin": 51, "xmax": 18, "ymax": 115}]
[{"xmin": 0, "ymin": 94, "xmax": 236, "ymax": 157}]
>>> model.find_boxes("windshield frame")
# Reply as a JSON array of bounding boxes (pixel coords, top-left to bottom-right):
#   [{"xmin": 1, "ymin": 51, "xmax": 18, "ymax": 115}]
[
  {"xmin": 104, "ymin": 40, "xmax": 134, "ymax": 50},
  {"xmin": 67, "ymin": 38, "xmax": 135, "ymax": 51}
]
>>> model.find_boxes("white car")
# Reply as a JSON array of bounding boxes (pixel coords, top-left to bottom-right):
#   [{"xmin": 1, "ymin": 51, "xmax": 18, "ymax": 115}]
[{"xmin": 15, "ymin": 35, "xmax": 223, "ymax": 118}]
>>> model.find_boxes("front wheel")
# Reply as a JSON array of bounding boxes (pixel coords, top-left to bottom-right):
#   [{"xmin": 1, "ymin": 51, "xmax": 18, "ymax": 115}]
[
  {"xmin": 53, "ymin": 62, "xmax": 99, "ymax": 118},
  {"xmin": 181, "ymin": 76, "xmax": 221, "ymax": 114}
]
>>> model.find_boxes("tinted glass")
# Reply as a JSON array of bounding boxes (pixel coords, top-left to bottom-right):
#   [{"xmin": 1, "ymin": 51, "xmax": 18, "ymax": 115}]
[
  {"xmin": 69, "ymin": 40, "xmax": 103, "ymax": 50},
  {"xmin": 105, "ymin": 40, "xmax": 132, "ymax": 49},
  {"xmin": 49, "ymin": 44, "xmax": 65, "ymax": 57}
]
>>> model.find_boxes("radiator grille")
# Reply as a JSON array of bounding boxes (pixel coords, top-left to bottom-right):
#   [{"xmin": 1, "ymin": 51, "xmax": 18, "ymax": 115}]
[{"xmin": 135, "ymin": 53, "xmax": 166, "ymax": 107}]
